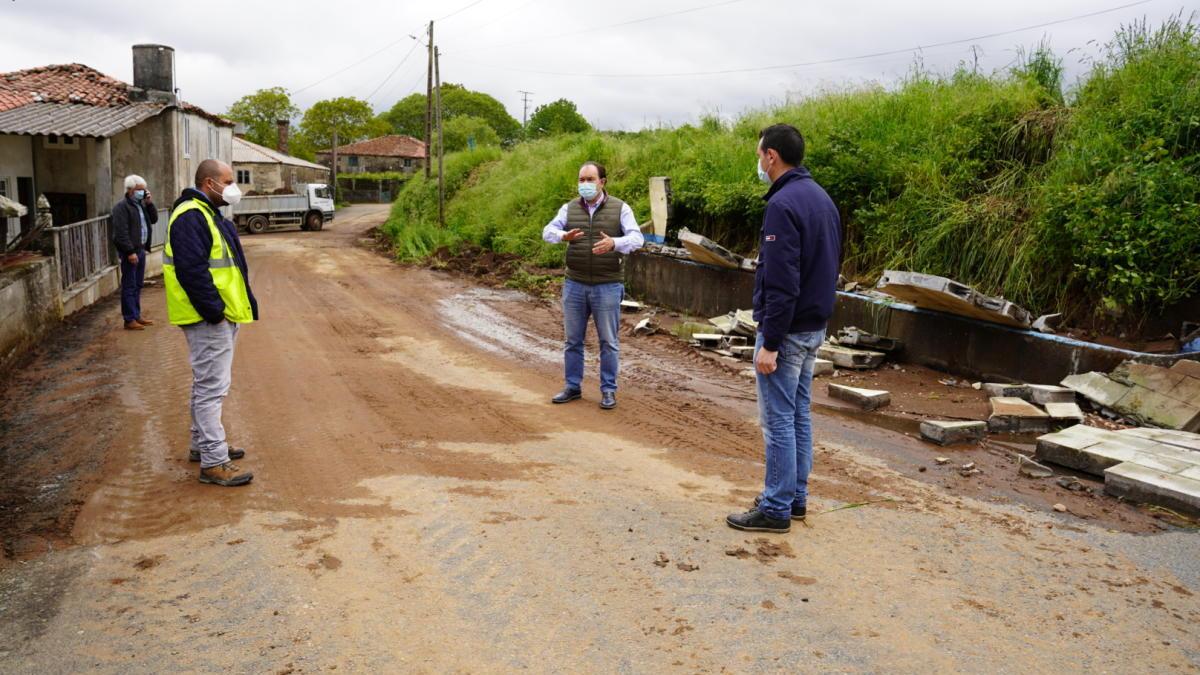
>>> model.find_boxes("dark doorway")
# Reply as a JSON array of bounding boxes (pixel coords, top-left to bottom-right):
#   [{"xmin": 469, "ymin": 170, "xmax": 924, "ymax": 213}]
[
  {"xmin": 42, "ymin": 192, "xmax": 87, "ymax": 227},
  {"xmin": 17, "ymin": 177, "xmax": 34, "ymax": 233}
]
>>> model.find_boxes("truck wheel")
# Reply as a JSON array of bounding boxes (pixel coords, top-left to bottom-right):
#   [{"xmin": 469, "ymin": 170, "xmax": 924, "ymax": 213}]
[
  {"xmin": 247, "ymin": 215, "xmax": 269, "ymax": 234},
  {"xmin": 306, "ymin": 212, "xmax": 324, "ymax": 232}
]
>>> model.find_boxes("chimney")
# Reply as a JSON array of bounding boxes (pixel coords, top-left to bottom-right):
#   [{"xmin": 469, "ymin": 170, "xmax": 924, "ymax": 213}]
[
  {"xmin": 277, "ymin": 119, "xmax": 290, "ymax": 155},
  {"xmin": 131, "ymin": 44, "xmax": 176, "ymax": 102},
  {"xmin": 233, "ymin": 123, "xmax": 248, "ymax": 139}
]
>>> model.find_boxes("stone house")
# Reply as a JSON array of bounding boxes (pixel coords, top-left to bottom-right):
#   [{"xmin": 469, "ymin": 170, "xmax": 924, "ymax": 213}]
[
  {"xmin": 233, "ymin": 133, "xmax": 330, "ymax": 195},
  {"xmin": 317, "ymin": 135, "xmax": 426, "ymax": 174},
  {"xmin": 0, "ymin": 44, "xmax": 234, "ymax": 245}
]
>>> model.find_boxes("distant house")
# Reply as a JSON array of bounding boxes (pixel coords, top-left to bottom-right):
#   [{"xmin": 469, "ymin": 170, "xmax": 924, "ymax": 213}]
[
  {"xmin": 233, "ymin": 130, "xmax": 330, "ymax": 195},
  {"xmin": 0, "ymin": 44, "xmax": 234, "ymax": 244},
  {"xmin": 317, "ymin": 135, "xmax": 426, "ymax": 174}
]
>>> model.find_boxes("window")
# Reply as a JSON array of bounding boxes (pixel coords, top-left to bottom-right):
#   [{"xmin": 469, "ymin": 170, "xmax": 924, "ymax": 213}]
[
  {"xmin": 403, "ymin": 158, "xmax": 413, "ymax": 168},
  {"xmin": 43, "ymin": 134, "xmax": 78, "ymax": 150},
  {"xmin": 236, "ymin": 169, "xmax": 251, "ymax": 184},
  {"xmin": 313, "ymin": 186, "xmax": 331, "ymax": 200},
  {"xmin": 183, "ymin": 116, "xmax": 191, "ymax": 158},
  {"xmin": 348, "ymin": 155, "xmax": 359, "ymax": 167}
]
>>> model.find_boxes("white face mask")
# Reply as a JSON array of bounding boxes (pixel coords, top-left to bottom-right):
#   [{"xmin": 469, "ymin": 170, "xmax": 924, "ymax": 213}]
[{"xmin": 210, "ymin": 180, "xmax": 242, "ymax": 206}]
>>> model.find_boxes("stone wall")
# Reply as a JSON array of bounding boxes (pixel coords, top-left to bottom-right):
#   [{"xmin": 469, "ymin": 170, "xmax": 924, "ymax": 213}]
[{"xmin": 0, "ymin": 256, "xmax": 61, "ymax": 376}]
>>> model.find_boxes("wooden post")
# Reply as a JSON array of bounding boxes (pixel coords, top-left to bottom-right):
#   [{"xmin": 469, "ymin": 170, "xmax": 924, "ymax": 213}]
[
  {"xmin": 331, "ymin": 128, "xmax": 339, "ymax": 203},
  {"xmin": 425, "ymin": 21, "xmax": 434, "ymax": 180},
  {"xmin": 435, "ymin": 46, "xmax": 445, "ymax": 228}
]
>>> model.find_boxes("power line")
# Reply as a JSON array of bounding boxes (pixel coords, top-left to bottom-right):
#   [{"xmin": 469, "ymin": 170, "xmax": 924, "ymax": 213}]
[
  {"xmin": 366, "ymin": 39, "xmax": 422, "ymax": 102},
  {"xmin": 447, "ymin": 0, "xmax": 751, "ymax": 55},
  {"xmin": 293, "ymin": 26, "xmax": 425, "ymax": 95},
  {"xmin": 447, "ymin": 0, "xmax": 1156, "ymax": 78},
  {"xmin": 437, "ymin": 0, "xmax": 487, "ymax": 22},
  {"xmin": 457, "ymin": 0, "xmax": 544, "ymax": 33}
]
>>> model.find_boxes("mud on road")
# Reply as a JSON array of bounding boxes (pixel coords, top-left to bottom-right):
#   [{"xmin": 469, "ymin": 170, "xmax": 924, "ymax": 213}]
[{"xmin": 0, "ymin": 204, "xmax": 1197, "ymax": 672}]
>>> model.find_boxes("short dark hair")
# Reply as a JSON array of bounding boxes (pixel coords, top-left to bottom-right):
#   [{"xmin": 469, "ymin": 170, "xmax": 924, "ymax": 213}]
[
  {"xmin": 758, "ymin": 124, "xmax": 805, "ymax": 166},
  {"xmin": 580, "ymin": 161, "xmax": 606, "ymax": 180}
]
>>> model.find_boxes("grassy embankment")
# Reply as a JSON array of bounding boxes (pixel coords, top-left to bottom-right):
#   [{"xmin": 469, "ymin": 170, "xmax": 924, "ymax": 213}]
[{"xmin": 383, "ymin": 19, "xmax": 1200, "ymax": 323}]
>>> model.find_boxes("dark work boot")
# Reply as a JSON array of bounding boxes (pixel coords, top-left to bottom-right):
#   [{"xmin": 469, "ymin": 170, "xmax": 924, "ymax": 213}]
[
  {"xmin": 754, "ymin": 495, "xmax": 807, "ymax": 520},
  {"xmin": 725, "ymin": 508, "xmax": 790, "ymax": 533},
  {"xmin": 551, "ymin": 389, "xmax": 582, "ymax": 404},
  {"xmin": 600, "ymin": 392, "xmax": 616, "ymax": 410}
]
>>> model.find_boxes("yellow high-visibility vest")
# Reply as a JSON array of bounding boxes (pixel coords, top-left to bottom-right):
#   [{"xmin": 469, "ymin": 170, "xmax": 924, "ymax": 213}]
[{"xmin": 162, "ymin": 199, "xmax": 254, "ymax": 326}]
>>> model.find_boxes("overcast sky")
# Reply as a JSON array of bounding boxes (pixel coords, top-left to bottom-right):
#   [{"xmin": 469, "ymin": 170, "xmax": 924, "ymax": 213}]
[{"xmin": 1, "ymin": 0, "xmax": 1192, "ymax": 130}]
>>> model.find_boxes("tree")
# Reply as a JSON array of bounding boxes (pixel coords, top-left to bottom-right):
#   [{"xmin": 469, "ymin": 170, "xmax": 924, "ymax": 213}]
[
  {"xmin": 381, "ymin": 83, "xmax": 521, "ymax": 144},
  {"xmin": 298, "ymin": 97, "xmax": 390, "ymax": 153},
  {"xmin": 442, "ymin": 115, "xmax": 500, "ymax": 152},
  {"xmin": 526, "ymin": 99, "xmax": 590, "ymax": 138},
  {"xmin": 225, "ymin": 87, "xmax": 299, "ymax": 150}
]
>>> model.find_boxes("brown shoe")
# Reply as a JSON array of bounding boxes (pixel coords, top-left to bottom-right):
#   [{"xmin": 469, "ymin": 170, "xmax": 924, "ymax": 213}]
[
  {"xmin": 136, "ymin": 317, "xmax": 155, "ymax": 326},
  {"xmin": 199, "ymin": 462, "xmax": 253, "ymax": 487},
  {"xmin": 124, "ymin": 321, "xmax": 145, "ymax": 331}
]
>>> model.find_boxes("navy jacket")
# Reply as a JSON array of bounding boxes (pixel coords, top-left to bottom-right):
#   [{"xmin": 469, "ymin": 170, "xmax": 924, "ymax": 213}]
[
  {"xmin": 752, "ymin": 167, "xmax": 842, "ymax": 351},
  {"xmin": 111, "ymin": 196, "xmax": 158, "ymax": 255},
  {"xmin": 168, "ymin": 188, "xmax": 259, "ymax": 325}
]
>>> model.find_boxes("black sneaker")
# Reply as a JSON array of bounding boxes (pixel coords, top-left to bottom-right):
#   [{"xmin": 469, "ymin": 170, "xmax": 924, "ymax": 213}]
[
  {"xmin": 753, "ymin": 495, "xmax": 807, "ymax": 520},
  {"xmin": 725, "ymin": 508, "xmax": 790, "ymax": 533},
  {"xmin": 190, "ymin": 447, "xmax": 246, "ymax": 463},
  {"xmin": 551, "ymin": 389, "xmax": 582, "ymax": 404}
]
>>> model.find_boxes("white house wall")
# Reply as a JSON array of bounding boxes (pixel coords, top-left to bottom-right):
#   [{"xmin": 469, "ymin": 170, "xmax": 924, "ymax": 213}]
[{"xmin": 0, "ymin": 134, "xmax": 34, "ymax": 242}]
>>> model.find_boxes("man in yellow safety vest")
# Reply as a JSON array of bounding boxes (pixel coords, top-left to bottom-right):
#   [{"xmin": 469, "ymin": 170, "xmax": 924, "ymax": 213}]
[{"xmin": 163, "ymin": 159, "xmax": 259, "ymax": 487}]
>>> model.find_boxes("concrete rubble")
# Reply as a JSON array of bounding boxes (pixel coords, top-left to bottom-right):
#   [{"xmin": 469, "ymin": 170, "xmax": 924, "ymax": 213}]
[
  {"xmin": 633, "ymin": 317, "xmax": 658, "ymax": 336},
  {"xmin": 620, "ymin": 300, "xmax": 645, "ymax": 313},
  {"xmin": 919, "ymin": 420, "xmax": 987, "ymax": 445},
  {"xmin": 1017, "ymin": 455, "xmax": 1055, "ymax": 478},
  {"xmin": 987, "ymin": 397, "xmax": 1050, "ymax": 433},
  {"xmin": 827, "ymin": 384, "xmax": 891, "ymax": 411},
  {"xmin": 677, "ymin": 228, "xmax": 743, "ymax": 270},
  {"xmin": 1028, "ymin": 384, "xmax": 1076, "ymax": 405},
  {"xmin": 1035, "ymin": 424, "xmax": 1200, "ymax": 516},
  {"xmin": 818, "ymin": 342, "xmax": 885, "ymax": 369},
  {"xmin": 875, "ymin": 270, "xmax": 1033, "ymax": 329},
  {"xmin": 836, "ymin": 326, "xmax": 902, "ymax": 353},
  {"xmin": 812, "ymin": 358, "xmax": 834, "ymax": 377},
  {"xmin": 981, "ymin": 383, "xmax": 1031, "ymax": 399},
  {"xmin": 1061, "ymin": 360, "xmax": 1200, "ymax": 432},
  {"xmin": 1044, "ymin": 401, "xmax": 1085, "ymax": 424}
]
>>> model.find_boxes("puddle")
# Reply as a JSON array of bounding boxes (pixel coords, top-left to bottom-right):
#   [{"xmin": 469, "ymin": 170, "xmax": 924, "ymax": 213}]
[{"xmin": 435, "ymin": 288, "xmax": 560, "ymax": 363}]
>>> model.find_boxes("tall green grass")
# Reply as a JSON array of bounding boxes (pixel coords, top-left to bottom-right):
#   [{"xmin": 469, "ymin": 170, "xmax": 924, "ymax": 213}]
[{"xmin": 383, "ymin": 18, "xmax": 1200, "ymax": 320}]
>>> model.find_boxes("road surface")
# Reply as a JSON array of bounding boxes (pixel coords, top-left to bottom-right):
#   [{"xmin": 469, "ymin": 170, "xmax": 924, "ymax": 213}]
[{"xmin": 0, "ymin": 205, "xmax": 1196, "ymax": 672}]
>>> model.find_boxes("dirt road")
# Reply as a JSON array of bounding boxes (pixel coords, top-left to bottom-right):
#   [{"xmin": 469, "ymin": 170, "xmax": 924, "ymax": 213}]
[{"xmin": 1, "ymin": 205, "xmax": 1197, "ymax": 672}]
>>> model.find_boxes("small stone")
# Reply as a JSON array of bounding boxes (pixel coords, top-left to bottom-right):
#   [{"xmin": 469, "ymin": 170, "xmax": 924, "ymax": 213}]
[
  {"xmin": 961, "ymin": 462, "xmax": 976, "ymax": 471},
  {"xmin": 935, "ymin": 457, "xmax": 951, "ymax": 465},
  {"xmin": 1017, "ymin": 455, "xmax": 1054, "ymax": 479},
  {"xmin": 1056, "ymin": 476, "xmax": 1086, "ymax": 492},
  {"xmin": 1053, "ymin": 503, "xmax": 1068, "ymax": 513},
  {"xmin": 918, "ymin": 466, "xmax": 927, "ymax": 472}
]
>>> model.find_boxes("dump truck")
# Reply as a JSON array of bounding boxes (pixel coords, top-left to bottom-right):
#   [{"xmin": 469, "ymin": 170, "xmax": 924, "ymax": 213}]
[{"xmin": 231, "ymin": 183, "xmax": 335, "ymax": 234}]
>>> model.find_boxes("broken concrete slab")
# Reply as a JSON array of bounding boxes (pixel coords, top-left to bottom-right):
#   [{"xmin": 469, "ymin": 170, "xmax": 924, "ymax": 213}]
[
  {"xmin": 678, "ymin": 228, "xmax": 742, "ymax": 270},
  {"xmin": 1114, "ymin": 384, "xmax": 1200, "ymax": 432},
  {"xmin": 1061, "ymin": 372, "xmax": 1132, "ymax": 409},
  {"xmin": 874, "ymin": 270, "xmax": 1032, "ymax": 329},
  {"xmin": 633, "ymin": 317, "xmax": 657, "ymax": 336},
  {"xmin": 1028, "ymin": 385, "xmax": 1076, "ymax": 405},
  {"xmin": 620, "ymin": 300, "xmax": 645, "ymax": 313},
  {"xmin": 728, "ymin": 345, "xmax": 754, "ymax": 361},
  {"xmin": 919, "ymin": 420, "xmax": 987, "ymax": 445},
  {"xmin": 1044, "ymin": 401, "xmax": 1085, "ymax": 424},
  {"xmin": 1116, "ymin": 427, "xmax": 1200, "ymax": 453},
  {"xmin": 1035, "ymin": 424, "xmax": 1200, "ymax": 477},
  {"xmin": 692, "ymin": 333, "xmax": 726, "ymax": 350},
  {"xmin": 1111, "ymin": 361, "xmax": 1188, "ymax": 394},
  {"xmin": 988, "ymin": 397, "xmax": 1050, "ymax": 433},
  {"xmin": 708, "ymin": 313, "xmax": 734, "ymax": 334},
  {"xmin": 817, "ymin": 343, "xmax": 885, "ymax": 369},
  {"xmin": 732, "ymin": 310, "xmax": 757, "ymax": 337},
  {"xmin": 827, "ymin": 384, "xmax": 891, "ymax": 411},
  {"xmin": 1171, "ymin": 359, "xmax": 1200, "ymax": 379},
  {"xmin": 982, "ymin": 383, "xmax": 1031, "ymax": 399},
  {"xmin": 812, "ymin": 358, "xmax": 834, "ymax": 377},
  {"xmin": 1104, "ymin": 462, "xmax": 1200, "ymax": 517},
  {"xmin": 836, "ymin": 326, "xmax": 902, "ymax": 353}
]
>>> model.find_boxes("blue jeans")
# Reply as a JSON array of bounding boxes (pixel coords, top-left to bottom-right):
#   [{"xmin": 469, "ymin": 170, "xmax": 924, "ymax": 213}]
[
  {"xmin": 756, "ymin": 329, "xmax": 825, "ymax": 521},
  {"xmin": 120, "ymin": 248, "xmax": 146, "ymax": 322},
  {"xmin": 562, "ymin": 279, "xmax": 623, "ymax": 393}
]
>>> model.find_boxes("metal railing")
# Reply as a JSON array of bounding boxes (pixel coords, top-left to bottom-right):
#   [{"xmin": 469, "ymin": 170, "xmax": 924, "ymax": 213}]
[
  {"xmin": 49, "ymin": 208, "xmax": 170, "ymax": 291},
  {"xmin": 49, "ymin": 215, "xmax": 117, "ymax": 291}
]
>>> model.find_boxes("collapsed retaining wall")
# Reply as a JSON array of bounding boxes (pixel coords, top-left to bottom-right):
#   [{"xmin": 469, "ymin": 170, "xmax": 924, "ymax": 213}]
[{"xmin": 624, "ymin": 252, "xmax": 1197, "ymax": 385}]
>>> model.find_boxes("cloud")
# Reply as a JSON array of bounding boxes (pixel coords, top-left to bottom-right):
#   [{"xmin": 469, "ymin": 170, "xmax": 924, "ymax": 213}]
[{"xmin": 0, "ymin": 0, "xmax": 1187, "ymax": 129}]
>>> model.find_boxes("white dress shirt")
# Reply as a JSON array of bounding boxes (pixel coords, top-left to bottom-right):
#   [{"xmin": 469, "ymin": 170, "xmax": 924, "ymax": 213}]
[{"xmin": 542, "ymin": 193, "xmax": 645, "ymax": 255}]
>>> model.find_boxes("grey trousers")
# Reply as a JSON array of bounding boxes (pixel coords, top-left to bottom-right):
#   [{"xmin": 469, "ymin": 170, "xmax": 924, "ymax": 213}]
[{"xmin": 183, "ymin": 320, "xmax": 240, "ymax": 468}]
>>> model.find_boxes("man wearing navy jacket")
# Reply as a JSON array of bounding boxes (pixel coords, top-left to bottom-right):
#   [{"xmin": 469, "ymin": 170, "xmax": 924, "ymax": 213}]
[{"xmin": 727, "ymin": 124, "xmax": 842, "ymax": 533}]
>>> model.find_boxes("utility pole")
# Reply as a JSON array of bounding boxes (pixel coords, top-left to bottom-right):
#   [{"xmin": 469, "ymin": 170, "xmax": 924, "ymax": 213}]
[
  {"xmin": 435, "ymin": 46, "xmax": 444, "ymax": 228},
  {"xmin": 425, "ymin": 20, "xmax": 434, "ymax": 179},
  {"xmin": 518, "ymin": 90, "xmax": 534, "ymax": 127},
  {"xmin": 331, "ymin": 128, "xmax": 338, "ymax": 204}
]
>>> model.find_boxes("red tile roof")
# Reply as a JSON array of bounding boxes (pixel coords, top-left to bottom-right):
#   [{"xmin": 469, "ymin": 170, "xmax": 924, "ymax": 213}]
[
  {"xmin": 0, "ymin": 64, "xmax": 131, "ymax": 112},
  {"xmin": 0, "ymin": 62, "xmax": 230, "ymax": 126},
  {"xmin": 322, "ymin": 135, "xmax": 426, "ymax": 158}
]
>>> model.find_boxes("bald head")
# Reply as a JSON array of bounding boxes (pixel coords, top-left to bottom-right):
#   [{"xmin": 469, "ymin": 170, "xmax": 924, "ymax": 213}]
[{"xmin": 195, "ymin": 159, "xmax": 229, "ymax": 188}]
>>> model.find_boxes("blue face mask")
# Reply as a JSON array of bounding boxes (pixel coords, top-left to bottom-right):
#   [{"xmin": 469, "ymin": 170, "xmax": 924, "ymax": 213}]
[
  {"xmin": 133, "ymin": 189, "xmax": 146, "ymax": 201},
  {"xmin": 578, "ymin": 182, "xmax": 598, "ymax": 200},
  {"xmin": 756, "ymin": 158, "xmax": 771, "ymax": 184}
]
